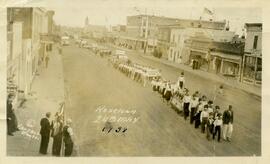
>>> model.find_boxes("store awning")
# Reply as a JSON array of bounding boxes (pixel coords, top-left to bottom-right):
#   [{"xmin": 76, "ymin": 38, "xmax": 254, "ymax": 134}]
[{"xmin": 211, "ymin": 51, "xmax": 241, "ymax": 62}]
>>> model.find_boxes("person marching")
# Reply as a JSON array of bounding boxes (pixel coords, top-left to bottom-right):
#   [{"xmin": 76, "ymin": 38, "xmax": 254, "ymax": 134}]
[
  {"xmin": 222, "ymin": 105, "xmax": 234, "ymax": 142},
  {"xmin": 213, "ymin": 114, "xmax": 223, "ymax": 142},
  {"xmin": 164, "ymin": 83, "xmax": 172, "ymax": 104},
  {"xmin": 63, "ymin": 118, "xmax": 74, "ymax": 156},
  {"xmin": 39, "ymin": 112, "xmax": 52, "ymax": 155},
  {"xmin": 51, "ymin": 112, "xmax": 63, "ymax": 156},
  {"xmin": 182, "ymin": 91, "xmax": 191, "ymax": 120},
  {"xmin": 151, "ymin": 78, "xmax": 157, "ymax": 92},
  {"xmin": 213, "ymin": 105, "xmax": 221, "ymax": 120},
  {"xmin": 189, "ymin": 94, "xmax": 199, "ymax": 124},
  {"xmin": 194, "ymin": 99, "xmax": 203, "ymax": 129},
  {"xmin": 177, "ymin": 72, "xmax": 185, "ymax": 89},
  {"xmin": 206, "ymin": 113, "xmax": 214, "ymax": 141},
  {"xmin": 200, "ymin": 105, "xmax": 209, "ymax": 133},
  {"xmin": 207, "ymin": 100, "xmax": 214, "ymax": 114}
]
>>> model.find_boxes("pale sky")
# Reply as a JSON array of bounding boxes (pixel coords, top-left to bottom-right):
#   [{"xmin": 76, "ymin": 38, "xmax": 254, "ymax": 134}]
[{"xmin": 44, "ymin": 0, "xmax": 262, "ymax": 34}]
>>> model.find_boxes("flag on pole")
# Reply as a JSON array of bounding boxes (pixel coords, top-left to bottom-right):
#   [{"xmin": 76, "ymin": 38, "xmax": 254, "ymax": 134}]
[
  {"xmin": 58, "ymin": 102, "xmax": 65, "ymax": 116},
  {"xmin": 203, "ymin": 7, "xmax": 213, "ymax": 15}
]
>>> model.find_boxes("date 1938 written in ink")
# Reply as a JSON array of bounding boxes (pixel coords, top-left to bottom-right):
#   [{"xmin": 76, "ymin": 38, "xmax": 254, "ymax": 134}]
[{"xmin": 102, "ymin": 126, "xmax": 127, "ymax": 134}]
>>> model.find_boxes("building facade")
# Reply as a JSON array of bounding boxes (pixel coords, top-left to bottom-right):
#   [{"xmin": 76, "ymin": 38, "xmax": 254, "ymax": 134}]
[
  {"xmin": 120, "ymin": 15, "xmax": 188, "ymax": 52},
  {"xmin": 241, "ymin": 23, "xmax": 262, "ymax": 86},
  {"xmin": 7, "ymin": 7, "xmax": 54, "ymax": 100},
  {"xmin": 210, "ymin": 42, "xmax": 244, "ymax": 80},
  {"xmin": 166, "ymin": 20, "xmax": 235, "ymax": 63}
]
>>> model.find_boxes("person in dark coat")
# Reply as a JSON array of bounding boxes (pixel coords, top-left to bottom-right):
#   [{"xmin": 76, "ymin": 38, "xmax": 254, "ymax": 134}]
[
  {"xmin": 206, "ymin": 114, "xmax": 214, "ymax": 141},
  {"xmin": 63, "ymin": 119, "xmax": 74, "ymax": 156},
  {"xmin": 222, "ymin": 105, "xmax": 234, "ymax": 142},
  {"xmin": 194, "ymin": 99, "xmax": 202, "ymax": 129},
  {"xmin": 39, "ymin": 112, "xmax": 51, "ymax": 154},
  {"xmin": 7, "ymin": 95, "xmax": 15, "ymax": 136},
  {"xmin": 7, "ymin": 94, "xmax": 17, "ymax": 136},
  {"xmin": 51, "ymin": 113, "xmax": 63, "ymax": 156}
]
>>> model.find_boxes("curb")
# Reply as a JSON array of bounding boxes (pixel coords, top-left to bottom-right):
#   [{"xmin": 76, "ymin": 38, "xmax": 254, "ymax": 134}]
[{"xmin": 140, "ymin": 55, "xmax": 261, "ymax": 98}]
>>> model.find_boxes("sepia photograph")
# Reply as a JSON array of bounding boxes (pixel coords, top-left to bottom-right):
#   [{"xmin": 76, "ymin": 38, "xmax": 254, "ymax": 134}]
[{"xmin": 3, "ymin": 0, "xmax": 265, "ymax": 159}]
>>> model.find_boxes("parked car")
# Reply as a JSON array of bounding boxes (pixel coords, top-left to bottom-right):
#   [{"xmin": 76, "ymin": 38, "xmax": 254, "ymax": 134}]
[
  {"xmin": 61, "ymin": 36, "xmax": 70, "ymax": 46},
  {"xmin": 80, "ymin": 40, "xmax": 87, "ymax": 48}
]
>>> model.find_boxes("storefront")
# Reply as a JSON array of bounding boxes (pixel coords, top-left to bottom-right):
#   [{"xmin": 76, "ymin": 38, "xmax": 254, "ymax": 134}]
[
  {"xmin": 211, "ymin": 51, "xmax": 242, "ymax": 80},
  {"xmin": 189, "ymin": 49, "xmax": 209, "ymax": 71},
  {"xmin": 242, "ymin": 54, "xmax": 262, "ymax": 86}
]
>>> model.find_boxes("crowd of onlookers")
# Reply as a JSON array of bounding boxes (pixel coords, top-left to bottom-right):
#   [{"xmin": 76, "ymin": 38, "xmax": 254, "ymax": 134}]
[
  {"xmin": 7, "ymin": 93, "xmax": 75, "ymax": 156},
  {"xmin": 39, "ymin": 105, "xmax": 75, "ymax": 157},
  {"xmin": 110, "ymin": 58, "xmax": 234, "ymax": 143}
]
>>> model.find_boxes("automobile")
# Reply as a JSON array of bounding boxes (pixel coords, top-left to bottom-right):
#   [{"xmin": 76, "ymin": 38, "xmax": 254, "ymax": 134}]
[
  {"xmin": 61, "ymin": 36, "xmax": 70, "ymax": 46},
  {"xmin": 75, "ymin": 39, "xmax": 82, "ymax": 44},
  {"xmin": 80, "ymin": 40, "xmax": 87, "ymax": 48},
  {"xmin": 83, "ymin": 44, "xmax": 93, "ymax": 49}
]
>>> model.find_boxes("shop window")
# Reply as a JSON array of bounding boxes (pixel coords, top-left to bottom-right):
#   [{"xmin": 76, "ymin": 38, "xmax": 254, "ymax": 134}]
[
  {"xmin": 255, "ymin": 71, "xmax": 261, "ymax": 81},
  {"xmin": 143, "ymin": 19, "xmax": 147, "ymax": 26}
]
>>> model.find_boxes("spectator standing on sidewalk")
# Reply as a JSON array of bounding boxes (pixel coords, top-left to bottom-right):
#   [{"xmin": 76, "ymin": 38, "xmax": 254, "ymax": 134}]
[
  {"xmin": 177, "ymin": 72, "xmax": 185, "ymax": 89},
  {"xmin": 63, "ymin": 119, "xmax": 74, "ymax": 156},
  {"xmin": 222, "ymin": 105, "xmax": 234, "ymax": 142},
  {"xmin": 45, "ymin": 55, "xmax": 50, "ymax": 68},
  {"xmin": 51, "ymin": 112, "xmax": 63, "ymax": 156},
  {"xmin": 39, "ymin": 112, "xmax": 52, "ymax": 155},
  {"xmin": 7, "ymin": 94, "xmax": 19, "ymax": 136}
]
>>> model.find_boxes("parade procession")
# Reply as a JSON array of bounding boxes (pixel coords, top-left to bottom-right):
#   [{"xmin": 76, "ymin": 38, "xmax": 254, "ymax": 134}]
[
  {"xmin": 93, "ymin": 46, "xmax": 233, "ymax": 143},
  {"xmin": 5, "ymin": 3, "xmax": 262, "ymax": 158}
]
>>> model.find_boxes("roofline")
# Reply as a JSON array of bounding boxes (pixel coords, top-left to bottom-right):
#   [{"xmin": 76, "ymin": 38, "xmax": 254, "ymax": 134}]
[
  {"xmin": 245, "ymin": 23, "xmax": 262, "ymax": 27},
  {"xmin": 127, "ymin": 15, "xmax": 226, "ymax": 24}
]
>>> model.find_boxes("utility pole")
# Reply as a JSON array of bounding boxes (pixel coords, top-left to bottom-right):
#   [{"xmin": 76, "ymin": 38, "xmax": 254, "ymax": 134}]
[{"xmin": 144, "ymin": 8, "xmax": 148, "ymax": 54}]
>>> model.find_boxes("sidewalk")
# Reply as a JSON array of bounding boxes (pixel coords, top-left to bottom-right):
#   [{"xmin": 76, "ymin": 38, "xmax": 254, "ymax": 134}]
[
  {"xmin": 7, "ymin": 45, "xmax": 65, "ymax": 156},
  {"xmin": 142, "ymin": 54, "xmax": 261, "ymax": 97},
  {"xmin": 108, "ymin": 43, "xmax": 261, "ymax": 97}
]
